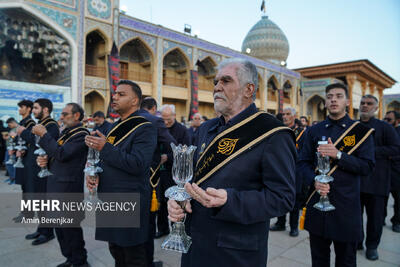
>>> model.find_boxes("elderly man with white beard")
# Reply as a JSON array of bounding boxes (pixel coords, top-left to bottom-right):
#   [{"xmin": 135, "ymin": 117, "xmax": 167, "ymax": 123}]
[{"xmin": 167, "ymin": 58, "xmax": 296, "ymax": 267}]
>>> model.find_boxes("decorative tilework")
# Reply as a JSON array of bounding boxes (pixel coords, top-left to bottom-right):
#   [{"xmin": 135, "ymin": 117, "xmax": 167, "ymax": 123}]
[
  {"xmin": 87, "ymin": 0, "xmax": 111, "ymax": 20},
  {"xmin": 383, "ymin": 94, "xmax": 400, "ymax": 101},
  {"xmin": 163, "ymin": 40, "xmax": 192, "ymax": 61},
  {"xmin": 113, "ymin": 8, "xmax": 119, "ymax": 42},
  {"xmin": 0, "ymin": 88, "xmax": 64, "ymax": 102},
  {"xmin": 77, "ymin": 0, "xmax": 85, "ymax": 104},
  {"xmin": 34, "ymin": 0, "xmax": 77, "ymax": 11},
  {"xmin": 119, "ymin": 28, "xmax": 156, "ymax": 53},
  {"xmin": 29, "ymin": 3, "xmax": 77, "ymax": 38},
  {"xmin": 192, "ymin": 48, "xmax": 198, "ymax": 67},
  {"xmin": 85, "ymin": 19, "xmax": 112, "ymax": 37},
  {"xmin": 84, "ymin": 88, "xmax": 107, "ymax": 97},
  {"xmin": 267, "ymin": 71, "xmax": 281, "ymax": 83},
  {"xmin": 85, "ymin": 76, "xmax": 107, "ymax": 90},
  {"xmin": 119, "ymin": 15, "xmax": 300, "ymax": 79},
  {"xmin": 198, "ymin": 50, "xmax": 221, "ymax": 65}
]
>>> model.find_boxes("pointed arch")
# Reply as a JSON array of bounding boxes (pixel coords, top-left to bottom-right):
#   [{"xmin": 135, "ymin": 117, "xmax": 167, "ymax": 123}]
[
  {"xmin": 84, "ymin": 89, "xmax": 106, "ymax": 115},
  {"xmin": 163, "ymin": 48, "xmax": 190, "ymax": 88},
  {"xmin": 267, "ymin": 75, "xmax": 279, "ymax": 102},
  {"xmin": 119, "ymin": 36, "xmax": 154, "ymax": 61},
  {"xmin": 119, "ymin": 37, "xmax": 153, "ymax": 83},
  {"xmin": 306, "ymin": 93, "xmax": 326, "ymax": 122},
  {"xmin": 283, "ymin": 80, "xmax": 292, "ymax": 104},
  {"xmin": 0, "ymin": 3, "xmax": 78, "ymax": 101},
  {"xmin": 163, "ymin": 47, "xmax": 191, "ymax": 69},
  {"xmin": 197, "ymin": 56, "xmax": 216, "ymax": 91},
  {"xmin": 85, "ymin": 27, "xmax": 110, "ymax": 52}
]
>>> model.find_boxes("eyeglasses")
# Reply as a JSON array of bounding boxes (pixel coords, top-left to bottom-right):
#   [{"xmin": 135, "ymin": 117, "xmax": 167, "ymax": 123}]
[
  {"xmin": 61, "ymin": 112, "xmax": 72, "ymax": 116},
  {"xmin": 384, "ymin": 118, "xmax": 393, "ymax": 122}
]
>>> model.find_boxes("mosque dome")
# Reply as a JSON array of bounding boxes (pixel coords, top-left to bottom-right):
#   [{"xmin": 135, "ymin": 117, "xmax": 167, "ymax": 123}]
[{"xmin": 241, "ymin": 16, "xmax": 289, "ymax": 65}]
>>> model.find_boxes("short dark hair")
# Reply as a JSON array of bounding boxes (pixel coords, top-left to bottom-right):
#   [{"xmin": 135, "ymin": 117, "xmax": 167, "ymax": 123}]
[
  {"xmin": 18, "ymin": 99, "xmax": 33, "ymax": 112},
  {"xmin": 92, "ymin": 111, "xmax": 105, "ymax": 118},
  {"xmin": 141, "ymin": 97, "xmax": 157, "ymax": 110},
  {"xmin": 6, "ymin": 117, "xmax": 17, "ymax": 124},
  {"xmin": 34, "ymin": 98, "xmax": 53, "ymax": 113},
  {"xmin": 362, "ymin": 94, "xmax": 379, "ymax": 105},
  {"xmin": 117, "ymin": 80, "xmax": 142, "ymax": 105},
  {"xmin": 67, "ymin": 103, "xmax": 85, "ymax": 121},
  {"xmin": 275, "ymin": 113, "xmax": 283, "ymax": 122},
  {"xmin": 300, "ymin": 116, "xmax": 309, "ymax": 122},
  {"xmin": 325, "ymin": 83, "xmax": 348, "ymax": 98},
  {"xmin": 386, "ymin": 110, "xmax": 400, "ymax": 120}
]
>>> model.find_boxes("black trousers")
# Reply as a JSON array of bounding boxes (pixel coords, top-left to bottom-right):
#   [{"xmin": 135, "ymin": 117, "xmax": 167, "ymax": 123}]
[
  {"xmin": 276, "ymin": 194, "xmax": 302, "ymax": 229},
  {"xmin": 360, "ymin": 192, "xmax": 385, "ymax": 249},
  {"xmin": 55, "ymin": 227, "xmax": 87, "ymax": 265},
  {"xmin": 109, "ymin": 242, "xmax": 148, "ymax": 267},
  {"xmin": 391, "ymin": 190, "xmax": 400, "ymax": 225},
  {"xmin": 309, "ymin": 233, "xmax": 357, "ymax": 267},
  {"xmin": 157, "ymin": 170, "xmax": 173, "ymax": 234},
  {"xmin": 277, "ymin": 210, "xmax": 299, "ymax": 229},
  {"xmin": 385, "ymin": 190, "xmax": 400, "ymax": 226},
  {"xmin": 145, "ymin": 211, "xmax": 157, "ymax": 265}
]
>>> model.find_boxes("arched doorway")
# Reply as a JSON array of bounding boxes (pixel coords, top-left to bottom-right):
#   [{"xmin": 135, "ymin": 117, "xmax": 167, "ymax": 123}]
[
  {"xmin": 197, "ymin": 57, "xmax": 216, "ymax": 91},
  {"xmin": 163, "ymin": 48, "xmax": 189, "ymax": 88},
  {"xmin": 119, "ymin": 38, "xmax": 152, "ymax": 83},
  {"xmin": 267, "ymin": 76, "xmax": 279, "ymax": 114},
  {"xmin": 283, "ymin": 80, "xmax": 292, "ymax": 105},
  {"xmin": 84, "ymin": 90, "xmax": 105, "ymax": 116},
  {"xmin": 197, "ymin": 57, "xmax": 216, "ymax": 119},
  {"xmin": 85, "ymin": 30, "xmax": 107, "ymax": 78},
  {"xmin": 307, "ymin": 94, "xmax": 326, "ymax": 122}
]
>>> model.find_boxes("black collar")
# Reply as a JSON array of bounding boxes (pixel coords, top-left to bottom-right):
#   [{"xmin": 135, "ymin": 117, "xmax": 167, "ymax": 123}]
[{"xmin": 324, "ymin": 114, "xmax": 352, "ymax": 129}]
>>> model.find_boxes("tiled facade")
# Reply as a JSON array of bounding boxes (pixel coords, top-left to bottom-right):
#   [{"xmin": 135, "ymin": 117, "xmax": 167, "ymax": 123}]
[{"xmin": 0, "ymin": 0, "xmax": 301, "ymax": 122}]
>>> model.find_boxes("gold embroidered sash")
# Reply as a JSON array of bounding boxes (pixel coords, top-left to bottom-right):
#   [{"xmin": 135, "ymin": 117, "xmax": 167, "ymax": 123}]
[
  {"xmin": 106, "ymin": 116, "xmax": 151, "ymax": 146},
  {"xmin": 195, "ymin": 112, "xmax": 292, "ymax": 186}
]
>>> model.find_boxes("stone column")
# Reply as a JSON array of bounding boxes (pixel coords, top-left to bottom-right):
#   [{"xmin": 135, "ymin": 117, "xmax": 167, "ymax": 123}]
[
  {"xmin": 378, "ymin": 88, "xmax": 383, "ymax": 119},
  {"xmin": 346, "ymin": 75, "xmax": 356, "ymax": 119},
  {"xmin": 361, "ymin": 80, "xmax": 368, "ymax": 96}
]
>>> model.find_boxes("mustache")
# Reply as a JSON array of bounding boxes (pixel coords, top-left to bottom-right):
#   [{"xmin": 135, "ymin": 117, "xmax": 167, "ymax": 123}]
[{"xmin": 214, "ymin": 93, "xmax": 227, "ymax": 101}]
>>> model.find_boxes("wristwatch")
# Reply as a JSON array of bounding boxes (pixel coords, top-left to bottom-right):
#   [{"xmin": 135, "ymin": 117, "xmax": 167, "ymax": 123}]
[{"xmin": 336, "ymin": 151, "xmax": 342, "ymax": 160}]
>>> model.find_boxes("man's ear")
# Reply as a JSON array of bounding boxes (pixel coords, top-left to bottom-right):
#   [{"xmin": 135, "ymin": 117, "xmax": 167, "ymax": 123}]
[
  {"xmin": 74, "ymin": 112, "xmax": 81, "ymax": 121},
  {"xmin": 245, "ymin": 83, "xmax": 255, "ymax": 99}
]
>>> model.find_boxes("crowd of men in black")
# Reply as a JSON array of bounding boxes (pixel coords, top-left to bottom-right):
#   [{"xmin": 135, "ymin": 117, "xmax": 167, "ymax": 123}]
[{"xmin": 1, "ymin": 58, "xmax": 399, "ymax": 267}]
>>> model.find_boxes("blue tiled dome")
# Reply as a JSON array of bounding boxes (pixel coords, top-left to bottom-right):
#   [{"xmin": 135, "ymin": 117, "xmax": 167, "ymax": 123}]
[{"xmin": 242, "ymin": 16, "xmax": 289, "ymax": 64}]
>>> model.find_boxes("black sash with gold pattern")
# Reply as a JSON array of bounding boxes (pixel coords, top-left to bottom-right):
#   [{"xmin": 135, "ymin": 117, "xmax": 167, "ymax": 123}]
[
  {"xmin": 57, "ymin": 126, "xmax": 89, "ymax": 146},
  {"xmin": 299, "ymin": 120, "xmax": 375, "ymax": 230},
  {"xmin": 327, "ymin": 121, "xmax": 374, "ymax": 175},
  {"xmin": 194, "ymin": 112, "xmax": 293, "ymax": 185},
  {"xmin": 23, "ymin": 118, "xmax": 36, "ymax": 129},
  {"xmin": 40, "ymin": 117, "xmax": 58, "ymax": 128},
  {"xmin": 106, "ymin": 116, "xmax": 151, "ymax": 146}
]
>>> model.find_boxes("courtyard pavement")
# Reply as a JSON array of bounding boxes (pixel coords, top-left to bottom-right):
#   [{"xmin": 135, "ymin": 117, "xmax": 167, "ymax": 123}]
[{"xmin": 0, "ymin": 170, "xmax": 399, "ymax": 267}]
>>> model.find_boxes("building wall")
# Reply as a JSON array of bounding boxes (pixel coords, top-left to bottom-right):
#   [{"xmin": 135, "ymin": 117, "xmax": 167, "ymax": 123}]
[{"xmin": 0, "ymin": 0, "xmax": 301, "ymax": 123}]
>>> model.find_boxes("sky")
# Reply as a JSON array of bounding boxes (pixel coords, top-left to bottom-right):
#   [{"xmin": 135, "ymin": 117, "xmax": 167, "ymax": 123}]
[{"xmin": 120, "ymin": 0, "xmax": 400, "ymax": 95}]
